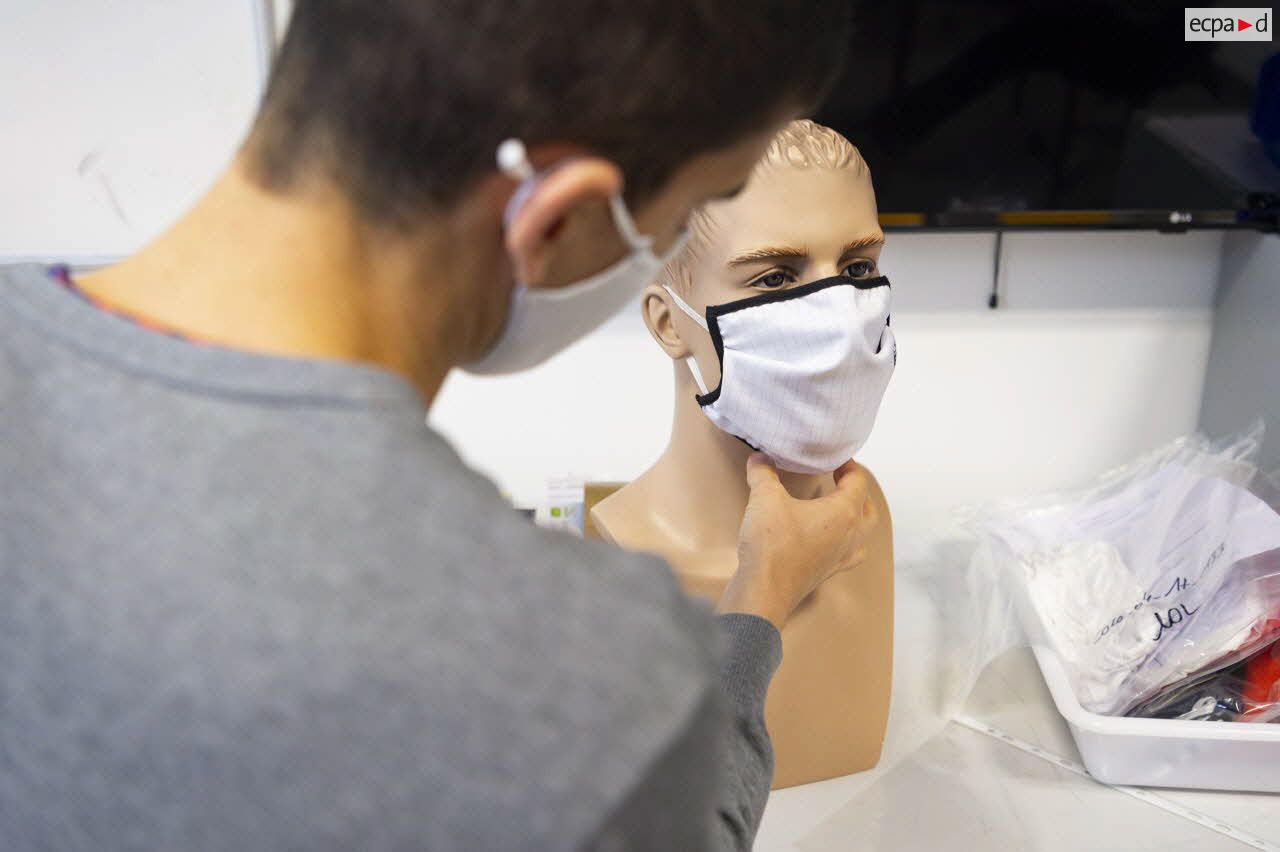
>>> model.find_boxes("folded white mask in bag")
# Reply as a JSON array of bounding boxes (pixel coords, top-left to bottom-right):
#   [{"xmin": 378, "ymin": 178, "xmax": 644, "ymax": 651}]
[{"xmin": 1017, "ymin": 466, "xmax": 1280, "ymax": 715}]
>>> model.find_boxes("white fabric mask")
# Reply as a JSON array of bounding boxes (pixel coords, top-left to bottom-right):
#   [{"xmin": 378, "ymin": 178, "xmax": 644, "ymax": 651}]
[
  {"xmin": 665, "ymin": 276, "xmax": 897, "ymax": 475},
  {"xmin": 463, "ymin": 139, "xmax": 688, "ymax": 375}
]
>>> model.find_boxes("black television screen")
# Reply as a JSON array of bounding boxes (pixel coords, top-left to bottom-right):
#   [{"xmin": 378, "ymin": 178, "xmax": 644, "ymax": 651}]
[{"xmin": 815, "ymin": 1, "xmax": 1280, "ymax": 229}]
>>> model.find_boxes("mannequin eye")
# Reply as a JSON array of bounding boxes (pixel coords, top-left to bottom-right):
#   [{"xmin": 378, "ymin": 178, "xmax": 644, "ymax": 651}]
[
  {"xmin": 843, "ymin": 259, "xmax": 876, "ymax": 279},
  {"xmin": 750, "ymin": 271, "xmax": 793, "ymax": 290}
]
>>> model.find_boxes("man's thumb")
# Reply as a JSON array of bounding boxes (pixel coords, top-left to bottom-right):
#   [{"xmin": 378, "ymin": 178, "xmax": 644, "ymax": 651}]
[{"xmin": 745, "ymin": 453, "xmax": 782, "ymax": 494}]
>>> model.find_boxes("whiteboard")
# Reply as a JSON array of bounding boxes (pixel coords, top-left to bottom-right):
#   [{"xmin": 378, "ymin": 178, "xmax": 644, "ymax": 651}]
[{"xmin": 0, "ymin": 0, "xmax": 274, "ymax": 263}]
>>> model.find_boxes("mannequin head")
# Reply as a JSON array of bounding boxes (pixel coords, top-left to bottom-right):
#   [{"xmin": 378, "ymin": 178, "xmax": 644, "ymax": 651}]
[{"xmin": 641, "ymin": 120, "xmax": 884, "ymax": 395}]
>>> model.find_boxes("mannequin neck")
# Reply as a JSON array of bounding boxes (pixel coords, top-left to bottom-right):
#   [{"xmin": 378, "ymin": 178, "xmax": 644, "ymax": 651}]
[{"xmin": 643, "ymin": 363, "xmax": 831, "ymax": 551}]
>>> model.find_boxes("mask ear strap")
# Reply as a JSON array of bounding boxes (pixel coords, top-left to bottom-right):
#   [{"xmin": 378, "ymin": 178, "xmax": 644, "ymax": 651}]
[
  {"xmin": 497, "ymin": 138, "xmax": 537, "ymax": 181},
  {"xmin": 497, "ymin": 138, "xmax": 539, "ymax": 228},
  {"xmin": 662, "ymin": 285, "xmax": 709, "ymax": 330},
  {"xmin": 683, "ymin": 355, "xmax": 711, "ymax": 397},
  {"xmin": 662, "ymin": 285, "xmax": 712, "ymax": 395},
  {"xmin": 607, "ymin": 194, "xmax": 654, "ymax": 253},
  {"xmin": 499, "ymin": 137, "xmax": 658, "ymax": 256}
]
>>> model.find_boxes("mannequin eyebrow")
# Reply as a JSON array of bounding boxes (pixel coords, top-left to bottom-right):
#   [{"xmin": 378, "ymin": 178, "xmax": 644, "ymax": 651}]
[
  {"xmin": 839, "ymin": 233, "xmax": 886, "ymax": 258},
  {"xmin": 727, "ymin": 245, "xmax": 809, "ymax": 267},
  {"xmin": 727, "ymin": 233, "xmax": 887, "ymax": 268}
]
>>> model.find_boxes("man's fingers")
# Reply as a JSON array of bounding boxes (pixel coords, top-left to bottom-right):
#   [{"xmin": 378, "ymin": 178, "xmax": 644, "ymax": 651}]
[
  {"xmin": 832, "ymin": 458, "xmax": 860, "ymax": 484},
  {"xmin": 819, "ymin": 459, "xmax": 869, "ymax": 511},
  {"xmin": 825, "ymin": 548, "xmax": 867, "ymax": 582},
  {"xmin": 745, "ymin": 452, "xmax": 783, "ymax": 495},
  {"xmin": 833, "ymin": 460, "xmax": 869, "ymax": 495}
]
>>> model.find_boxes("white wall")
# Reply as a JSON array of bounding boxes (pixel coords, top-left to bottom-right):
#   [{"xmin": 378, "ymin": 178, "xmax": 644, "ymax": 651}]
[
  {"xmin": 431, "ymin": 230, "xmax": 1222, "ymax": 558},
  {"xmin": 1199, "ymin": 231, "xmax": 1280, "ymax": 472},
  {"xmin": 1, "ymin": 1, "xmax": 1227, "ymax": 558},
  {"xmin": 0, "ymin": 0, "xmax": 271, "ymax": 262}
]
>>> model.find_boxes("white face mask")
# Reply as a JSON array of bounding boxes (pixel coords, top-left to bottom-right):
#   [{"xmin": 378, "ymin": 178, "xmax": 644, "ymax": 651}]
[
  {"xmin": 463, "ymin": 139, "xmax": 688, "ymax": 375},
  {"xmin": 665, "ymin": 276, "xmax": 897, "ymax": 475}
]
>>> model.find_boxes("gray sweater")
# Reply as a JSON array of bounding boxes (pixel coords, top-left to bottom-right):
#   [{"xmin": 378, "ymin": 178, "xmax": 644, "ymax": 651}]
[{"xmin": 0, "ymin": 264, "xmax": 780, "ymax": 851}]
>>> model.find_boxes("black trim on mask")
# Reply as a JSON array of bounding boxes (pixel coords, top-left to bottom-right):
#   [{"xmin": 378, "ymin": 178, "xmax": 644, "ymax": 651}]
[{"xmin": 693, "ymin": 275, "xmax": 891, "ymax": 407}]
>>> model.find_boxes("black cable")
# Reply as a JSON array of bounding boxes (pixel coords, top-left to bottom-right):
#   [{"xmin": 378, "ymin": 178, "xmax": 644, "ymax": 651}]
[{"xmin": 989, "ymin": 229, "xmax": 1003, "ymax": 309}]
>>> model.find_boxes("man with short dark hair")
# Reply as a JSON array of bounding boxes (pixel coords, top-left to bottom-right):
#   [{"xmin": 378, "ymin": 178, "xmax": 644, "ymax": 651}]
[{"xmin": 0, "ymin": 2, "xmax": 874, "ymax": 849}]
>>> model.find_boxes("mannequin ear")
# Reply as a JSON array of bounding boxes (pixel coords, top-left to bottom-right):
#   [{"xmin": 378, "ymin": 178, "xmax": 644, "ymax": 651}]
[
  {"xmin": 641, "ymin": 283, "xmax": 692, "ymax": 359},
  {"xmin": 504, "ymin": 157, "xmax": 624, "ymax": 285}
]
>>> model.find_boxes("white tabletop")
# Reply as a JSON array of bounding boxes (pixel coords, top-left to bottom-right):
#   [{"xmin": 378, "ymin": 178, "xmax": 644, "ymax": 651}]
[{"xmin": 753, "ymin": 559, "xmax": 1280, "ymax": 851}]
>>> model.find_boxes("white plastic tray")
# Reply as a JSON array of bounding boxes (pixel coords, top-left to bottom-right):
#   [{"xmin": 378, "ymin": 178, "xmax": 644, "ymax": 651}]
[{"xmin": 1031, "ymin": 643, "xmax": 1280, "ymax": 792}]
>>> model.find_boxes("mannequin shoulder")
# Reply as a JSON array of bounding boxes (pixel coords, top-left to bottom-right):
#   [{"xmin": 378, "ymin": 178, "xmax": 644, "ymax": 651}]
[
  {"xmin": 587, "ymin": 486, "xmax": 629, "ymax": 545},
  {"xmin": 589, "ymin": 478, "xmax": 671, "ymax": 551}
]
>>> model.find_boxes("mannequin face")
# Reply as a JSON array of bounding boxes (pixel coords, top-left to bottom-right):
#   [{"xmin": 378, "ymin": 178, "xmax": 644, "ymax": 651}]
[{"xmin": 644, "ymin": 162, "xmax": 884, "ymax": 391}]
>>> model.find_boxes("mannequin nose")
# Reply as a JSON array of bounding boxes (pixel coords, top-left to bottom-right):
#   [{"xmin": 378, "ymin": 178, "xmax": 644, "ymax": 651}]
[{"xmin": 812, "ymin": 264, "xmax": 842, "ymax": 282}]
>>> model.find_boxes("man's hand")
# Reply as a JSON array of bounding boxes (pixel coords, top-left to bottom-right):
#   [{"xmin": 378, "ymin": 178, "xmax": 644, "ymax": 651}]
[{"xmin": 717, "ymin": 454, "xmax": 880, "ymax": 630}]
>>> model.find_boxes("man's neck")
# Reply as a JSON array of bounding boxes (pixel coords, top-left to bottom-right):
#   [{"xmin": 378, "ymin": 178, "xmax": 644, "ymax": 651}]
[
  {"xmin": 75, "ymin": 157, "xmax": 456, "ymax": 404},
  {"xmin": 639, "ymin": 367, "xmax": 831, "ymax": 551}
]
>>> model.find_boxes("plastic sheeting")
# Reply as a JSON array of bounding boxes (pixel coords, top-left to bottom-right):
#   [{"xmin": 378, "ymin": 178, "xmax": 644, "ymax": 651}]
[{"xmin": 961, "ymin": 424, "xmax": 1280, "ymax": 718}]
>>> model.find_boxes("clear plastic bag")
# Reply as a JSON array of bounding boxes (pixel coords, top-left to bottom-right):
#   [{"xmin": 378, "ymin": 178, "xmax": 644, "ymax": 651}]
[
  {"xmin": 961, "ymin": 425, "xmax": 1280, "ymax": 717},
  {"xmin": 1128, "ymin": 633, "xmax": 1280, "ymax": 722},
  {"xmin": 1242, "ymin": 633, "xmax": 1280, "ymax": 721}
]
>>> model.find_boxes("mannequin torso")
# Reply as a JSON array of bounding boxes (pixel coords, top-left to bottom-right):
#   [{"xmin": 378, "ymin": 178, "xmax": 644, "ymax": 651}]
[{"xmin": 591, "ymin": 397, "xmax": 894, "ymax": 789}]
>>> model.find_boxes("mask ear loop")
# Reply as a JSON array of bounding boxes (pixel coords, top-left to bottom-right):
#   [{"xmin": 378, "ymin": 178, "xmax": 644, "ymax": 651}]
[
  {"xmin": 606, "ymin": 194, "xmax": 654, "ymax": 254},
  {"xmin": 497, "ymin": 138, "xmax": 540, "ymax": 229},
  {"xmin": 605, "ymin": 185, "xmax": 690, "ymax": 262},
  {"xmin": 662, "ymin": 285, "xmax": 712, "ymax": 396},
  {"xmin": 498, "ymin": 137, "xmax": 663, "ymax": 259},
  {"xmin": 496, "ymin": 138, "xmax": 536, "ymax": 180}
]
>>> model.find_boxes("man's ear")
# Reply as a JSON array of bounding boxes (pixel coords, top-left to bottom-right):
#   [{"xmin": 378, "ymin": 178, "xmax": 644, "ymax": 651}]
[
  {"xmin": 641, "ymin": 283, "xmax": 692, "ymax": 360},
  {"xmin": 504, "ymin": 157, "xmax": 623, "ymax": 285}
]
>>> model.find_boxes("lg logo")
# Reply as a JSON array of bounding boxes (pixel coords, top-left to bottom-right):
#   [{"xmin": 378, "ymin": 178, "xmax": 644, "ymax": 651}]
[{"xmin": 1185, "ymin": 7, "xmax": 1273, "ymax": 40}]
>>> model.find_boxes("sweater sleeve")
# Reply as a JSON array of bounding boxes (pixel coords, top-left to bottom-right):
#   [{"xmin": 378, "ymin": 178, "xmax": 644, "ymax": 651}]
[
  {"xmin": 582, "ymin": 613, "xmax": 782, "ymax": 851},
  {"xmin": 711, "ymin": 613, "xmax": 783, "ymax": 850}
]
